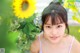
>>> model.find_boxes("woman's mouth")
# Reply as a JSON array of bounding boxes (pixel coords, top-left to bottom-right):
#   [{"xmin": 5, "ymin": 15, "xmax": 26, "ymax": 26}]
[{"xmin": 50, "ymin": 36, "xmax": 60, "ymax": 40}]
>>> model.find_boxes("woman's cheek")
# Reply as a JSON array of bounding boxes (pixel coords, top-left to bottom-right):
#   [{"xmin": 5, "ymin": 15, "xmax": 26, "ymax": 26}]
[
  {"xmin": 44, "ymin": 29, "xmax": 51, "ymax": 35},
  {"xmin": 58, "ymin": 28, "xmax": 65, "ymax": 34}
]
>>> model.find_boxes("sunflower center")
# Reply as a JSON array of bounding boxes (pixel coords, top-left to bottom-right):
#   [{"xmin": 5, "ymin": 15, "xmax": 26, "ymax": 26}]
[{"xmin": 22, "ymin": 1, "xmax": 28, "ymax": 11}]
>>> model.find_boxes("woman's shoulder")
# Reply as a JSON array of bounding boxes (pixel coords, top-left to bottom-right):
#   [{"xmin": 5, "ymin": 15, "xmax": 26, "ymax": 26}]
[
  {"xmin": 67, "ymin": 35, "xmax": 80, "ymax": 53},
  {"xmin": 65, "ymin": 34, "xmax": 75, "ymax": 40},
  {"xmin": 66, "ymin": 35, "xmax": 80, "ymax": 53},
  {"xmin": 64, "ymin": 34, "xmax": 74, "ymax": 41},
  {"xmin": 30, "ymin": 32, "xmax": 43, "ymax": 52},
  {"xmin": 30, "ymin": 33, "xmax": 42, "ymax": 53},
  {"xmin": 30, "ymin": 36, "xmax": 39, "ymax": 53},
  {"xmin": 31, "ymin": 35, "xmax": 40, "ymax": 48},
  {"xmin": 72, "ymin": 37, "xmax": 80, "ymax": 53}
]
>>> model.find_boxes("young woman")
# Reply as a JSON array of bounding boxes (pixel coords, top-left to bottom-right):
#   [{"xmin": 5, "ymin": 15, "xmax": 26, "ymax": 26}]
[{"xmin": 30, "ymin": 2, "xmax": 80, "ymax": 53}]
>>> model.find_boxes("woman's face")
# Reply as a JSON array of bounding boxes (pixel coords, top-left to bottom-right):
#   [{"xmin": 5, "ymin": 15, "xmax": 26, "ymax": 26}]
[{"xmin": 43, "ymin": 16, "xmax": 66, "ymax": 44}]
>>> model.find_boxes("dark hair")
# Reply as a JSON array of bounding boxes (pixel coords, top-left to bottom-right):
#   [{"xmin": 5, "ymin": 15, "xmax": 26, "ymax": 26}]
[{"xmin": 41, "ymin": 2, "xmax": 69, "ymax": 34}]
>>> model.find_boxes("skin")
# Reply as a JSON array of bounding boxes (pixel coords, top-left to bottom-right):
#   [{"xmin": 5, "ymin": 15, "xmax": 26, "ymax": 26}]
[{"xmin": 30, "ymin": 16, "xmax": 80, "ymax": 53}]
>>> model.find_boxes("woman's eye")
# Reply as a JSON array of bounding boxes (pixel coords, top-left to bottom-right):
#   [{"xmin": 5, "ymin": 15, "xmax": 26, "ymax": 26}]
[
  {"xmin": 46, "ymin": 26, "xmax": 51, "ymax": 28},
  {"xmin": 57, "ymin": 25, "xmax": 62, "ymax": 28}
]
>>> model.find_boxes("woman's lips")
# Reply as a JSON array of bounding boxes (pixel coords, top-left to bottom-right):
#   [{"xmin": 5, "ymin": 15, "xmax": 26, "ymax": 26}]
[{"xmin": 50, "ymin": 36, "xmax": 60, "ymax": 40}]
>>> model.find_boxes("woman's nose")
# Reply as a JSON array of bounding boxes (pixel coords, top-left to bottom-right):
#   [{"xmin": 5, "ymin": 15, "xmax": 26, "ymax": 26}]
[{"xmin": 51, "ymin": 28, "xmax": 57, "ymax": 35}]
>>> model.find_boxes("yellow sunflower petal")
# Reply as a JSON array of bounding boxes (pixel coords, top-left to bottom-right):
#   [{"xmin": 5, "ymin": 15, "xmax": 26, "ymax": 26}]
[{"xmin": 13, "ymin": 0, "xmax": 36, "ymax": 19}]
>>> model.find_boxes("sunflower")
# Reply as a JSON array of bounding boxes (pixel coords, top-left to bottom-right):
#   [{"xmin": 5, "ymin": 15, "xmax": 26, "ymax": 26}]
[{"xmin": 13, "ymin": 0, "xmax": 36, "ymax": 19}]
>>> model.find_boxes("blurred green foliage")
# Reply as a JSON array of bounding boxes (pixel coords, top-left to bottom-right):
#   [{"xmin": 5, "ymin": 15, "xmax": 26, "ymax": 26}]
[
  {"xmin": 69, "ymin": 26, "xmax": 80, "ymax": 41},
  {"xmin": 0, "ymin": 0, "xmax": 40, "ymax": 53}
]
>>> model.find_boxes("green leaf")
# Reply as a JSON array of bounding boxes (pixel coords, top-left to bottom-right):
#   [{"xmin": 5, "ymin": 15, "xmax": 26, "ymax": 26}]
[
  {"xmin": 17, "ymin": 21, "xmax": 27, "ymax": 30},
  {"xmin": 22, "ymin": 23, "xmax": 30, "ymax": 36},
  {"xmin": 28, "ymin": 22, "xmax": 36, "ymax": 31},
  {"xmin": 26, "ymin": 14, "xmax": 36, "ymax": 22}
]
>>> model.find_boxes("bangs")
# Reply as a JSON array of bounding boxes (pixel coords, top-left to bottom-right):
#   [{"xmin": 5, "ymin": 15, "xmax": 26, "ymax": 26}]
[{"xmin": 44, "ymin": 13, "xmax": 64, "ymax": 25}]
